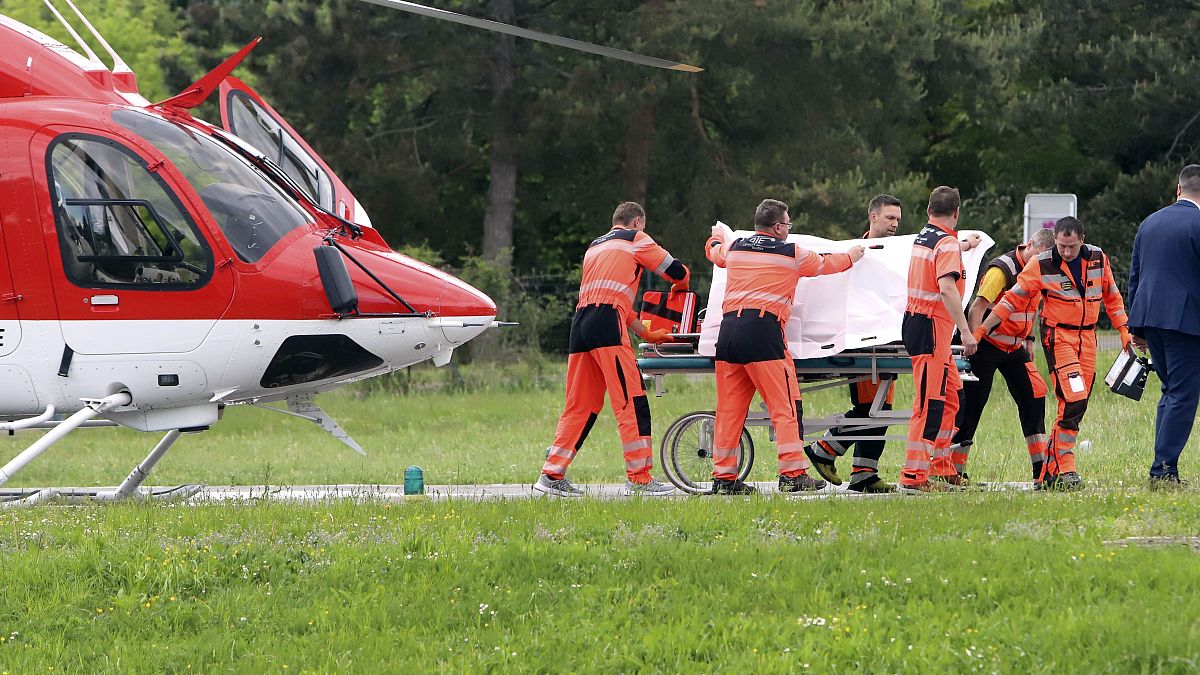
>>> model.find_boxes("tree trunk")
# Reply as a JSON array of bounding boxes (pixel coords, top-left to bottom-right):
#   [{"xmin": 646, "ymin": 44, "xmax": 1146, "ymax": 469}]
[
  {"xmin": 482, "ymin": 0, "xmax": 517, "ymax": 269},
  {"xmin": 621, "ymin": 93, "xmax": 657, "ymax": 205}
]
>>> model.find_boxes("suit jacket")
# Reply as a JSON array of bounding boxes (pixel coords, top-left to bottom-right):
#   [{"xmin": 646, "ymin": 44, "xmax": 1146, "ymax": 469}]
[{"xmin": 1127, "ymin": 199, "xmax": 1200, "ymax": 336}]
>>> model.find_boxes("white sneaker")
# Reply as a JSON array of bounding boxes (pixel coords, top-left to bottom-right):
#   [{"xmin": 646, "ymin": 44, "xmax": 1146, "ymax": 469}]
[
  {"xmin": 623, "ymin": 479, "xmax": 676, "ymax": 497},
  {"xmin": 533, "ymin": 474, "xmax": 584, "ymax": 497}
]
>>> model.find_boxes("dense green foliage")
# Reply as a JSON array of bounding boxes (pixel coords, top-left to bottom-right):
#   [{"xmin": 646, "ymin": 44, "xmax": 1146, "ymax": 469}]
[
  {"xmin": 7, "ymin": 0, "xmax": 1199, "ymax": 341},
  {"xmin": 161, "ymin": 0, "xmax": 1200, "ymax": 279},
  {"xmin": 13, "ymin": 1, "xmax": 1197, "ymax": 271}
]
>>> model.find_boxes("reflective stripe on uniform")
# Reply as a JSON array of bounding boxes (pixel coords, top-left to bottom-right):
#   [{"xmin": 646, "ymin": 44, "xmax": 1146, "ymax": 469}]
[
  {"xmin": 725, "ymin": 250, "xmax": 797, "ymax": 270},
  {"xmin": 908, "ymin": 288, "xmax": 941, "ymax": 302},
  {"xmin": 987, "ymin": 333, "xmax": 1024, "ymax": 346},
  {"xmin": 579, "ymin": 279, "xmax": 637, "ymax": 298},
  {"xmin": 726, "ymin": 289, "xmax": 793, "ymax": 305},
  {"xmin": 655, "ymin": 254, "xmax": 676, "ymax": 274},
  {"xmin": 625, "ymin": 455, "xmax": 653, "ymax": 471},
  {"xmin": 622, "ymin": 439, "xmax": 652, "ymax": 453},
  {"xmin": 852, "ymin": 456, "xmax": 880, "ymax": 471}
]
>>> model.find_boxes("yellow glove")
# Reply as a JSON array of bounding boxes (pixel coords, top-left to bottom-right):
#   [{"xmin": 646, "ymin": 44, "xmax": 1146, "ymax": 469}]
[{"xmin": 644, "ymin": 328, "xmax": 673, "ymax": 344}]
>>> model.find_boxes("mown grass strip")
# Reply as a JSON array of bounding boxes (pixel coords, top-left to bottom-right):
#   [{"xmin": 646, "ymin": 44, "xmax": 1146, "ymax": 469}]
[{"xmin": 0, "ymin": 493, "xmax": 1198, "ymax": 672}]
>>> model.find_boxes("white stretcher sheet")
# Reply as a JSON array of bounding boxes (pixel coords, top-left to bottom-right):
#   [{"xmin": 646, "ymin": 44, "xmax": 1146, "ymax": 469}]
[{"xmin": 698, "ymin": 225, "xmax": 995, "ymax": 359}]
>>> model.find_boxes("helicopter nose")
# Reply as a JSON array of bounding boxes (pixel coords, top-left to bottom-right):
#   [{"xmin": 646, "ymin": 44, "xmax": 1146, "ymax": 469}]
[
  {"xmin": 440, "ymin": 274, "xmax": 497, "ymax": 319},
  {"xmin": 437, "ymin": 273, "xmax": 497, "ymax": 347}
]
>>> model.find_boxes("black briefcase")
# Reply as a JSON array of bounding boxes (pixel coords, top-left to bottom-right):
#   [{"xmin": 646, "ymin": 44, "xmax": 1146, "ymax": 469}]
[{"xmin": 1104, "ymin": 347, "xmax": 1153, "ymax": 401}]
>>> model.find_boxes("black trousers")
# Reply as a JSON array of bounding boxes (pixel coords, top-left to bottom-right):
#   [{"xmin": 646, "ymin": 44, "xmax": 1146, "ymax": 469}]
[
  {"xmin": 953, "ymin": 339, "xmax": 1047, "ymax": 467},
  {"xmin": 808, "ymin": 380, "xmax": 894, "ymax": 480}
]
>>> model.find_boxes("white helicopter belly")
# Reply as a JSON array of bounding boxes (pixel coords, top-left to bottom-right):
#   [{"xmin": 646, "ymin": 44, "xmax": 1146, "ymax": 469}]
[{"xmin": 0, "ymin": 314, "xmax": 493, "ymax": 421}]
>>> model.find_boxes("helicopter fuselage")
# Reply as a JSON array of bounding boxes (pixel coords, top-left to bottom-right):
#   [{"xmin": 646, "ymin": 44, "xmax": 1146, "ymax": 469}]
[{"xmin": 0, "ymin": 16, "xmax": 496, "ymax": 433}]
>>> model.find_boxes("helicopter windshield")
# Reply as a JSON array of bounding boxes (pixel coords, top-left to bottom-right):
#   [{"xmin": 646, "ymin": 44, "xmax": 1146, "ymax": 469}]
[{"xmin": 113, "ymin": 109, "xmax": 311, "ymax": 264}]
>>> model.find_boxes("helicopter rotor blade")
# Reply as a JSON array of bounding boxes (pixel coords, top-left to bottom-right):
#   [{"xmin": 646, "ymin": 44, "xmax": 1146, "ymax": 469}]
[{"xmin": 355, "ymin": 0, "xmax": 703, "ymax": 72}]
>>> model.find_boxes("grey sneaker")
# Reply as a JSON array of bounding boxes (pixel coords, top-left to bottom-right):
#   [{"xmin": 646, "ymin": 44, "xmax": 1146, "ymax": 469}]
[
  {"xmin": 623, "ymin": 479, "xmax": 676, "ymax": 497},
  {"xmin": 533, "ymin": 474, "xmax": 584, "ymax": 497}
]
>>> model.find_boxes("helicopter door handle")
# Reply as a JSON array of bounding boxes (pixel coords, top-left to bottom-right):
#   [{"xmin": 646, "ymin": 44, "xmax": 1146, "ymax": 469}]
[{"xmin": 87, "ymin": 295, "xmax": 119, "ymax": 307}]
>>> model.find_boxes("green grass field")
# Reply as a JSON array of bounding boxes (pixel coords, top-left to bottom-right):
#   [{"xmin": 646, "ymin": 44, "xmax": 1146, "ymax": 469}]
[{"xmin": 2, "ymin": 343, "xmax": 1199, "ymax": 672}]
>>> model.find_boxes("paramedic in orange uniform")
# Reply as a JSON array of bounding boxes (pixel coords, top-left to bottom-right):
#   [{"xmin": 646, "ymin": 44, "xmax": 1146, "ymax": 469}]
[
  {"xmin": 534, "ymin": 202, "xmax": 690, "ymax": 497},
  {"xmin": 949, "ymin": 228, "xmax": 1055, "ymax": 481},
  {"xmin": 899, "ymin": 186, "xmax": 980, "ymax": 493},
  {"xmin": 706, "ymin": 199, "xmax": 865, "ymax": 495},
  {"xmin": 804, "ymin": 194, "xmax": 904, "ymax": 493},
  {"xmin": 977, "ymin": 216, "xmax": 1131, "ymax": 490}
]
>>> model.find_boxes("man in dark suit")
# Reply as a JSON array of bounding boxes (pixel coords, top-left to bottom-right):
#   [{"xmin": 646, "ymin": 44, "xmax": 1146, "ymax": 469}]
[{"xmin": 1128, "ymin": 164, "xmax": 1200, "ymax": 487}]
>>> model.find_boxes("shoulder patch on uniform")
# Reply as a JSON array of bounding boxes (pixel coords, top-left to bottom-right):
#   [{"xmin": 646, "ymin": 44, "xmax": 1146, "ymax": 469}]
[
  {"xmin": 590, "ymin": 228, "xmax": 637, "ymax": 247},
  {"xmin": 914, "ymin": 225, "xmax": 947, "ymax": 249},
  {"xmin": 731, "ymin": 235, "xmax": 796, "ymax": 257}
]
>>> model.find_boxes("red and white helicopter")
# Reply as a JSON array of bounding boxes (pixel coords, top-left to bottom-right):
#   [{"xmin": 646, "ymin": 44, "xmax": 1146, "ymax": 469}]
[{"xmin": 0, "ymin": 0, "xmax": 699, "ymax": 504}]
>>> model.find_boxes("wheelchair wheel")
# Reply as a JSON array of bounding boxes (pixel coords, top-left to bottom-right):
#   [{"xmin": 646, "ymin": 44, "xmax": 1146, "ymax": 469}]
[{"xmin": 659, "ymin": 411, "xmax": 754, "ymax": 494}]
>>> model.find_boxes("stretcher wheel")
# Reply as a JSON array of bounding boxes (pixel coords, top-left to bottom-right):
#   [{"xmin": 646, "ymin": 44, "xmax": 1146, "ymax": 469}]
[{"xmin": 659, "ymin": 411, "xmax": 754, "ymax": 494}]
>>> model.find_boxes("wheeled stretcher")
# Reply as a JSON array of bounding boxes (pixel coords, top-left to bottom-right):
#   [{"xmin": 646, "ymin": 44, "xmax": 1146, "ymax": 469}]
[{"xmin": 636, "ymin": 335, "xmax": 974, "ymax": 494}]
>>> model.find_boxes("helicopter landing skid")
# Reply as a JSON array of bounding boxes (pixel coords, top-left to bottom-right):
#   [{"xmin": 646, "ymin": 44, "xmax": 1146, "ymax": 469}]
[
  {"xmin": 0, "ymin": 405, "xmax": 195, "ymax": 505},
  {"xmin": 0, "ymin": 484, "xmax": 203, "ymax": 507}
]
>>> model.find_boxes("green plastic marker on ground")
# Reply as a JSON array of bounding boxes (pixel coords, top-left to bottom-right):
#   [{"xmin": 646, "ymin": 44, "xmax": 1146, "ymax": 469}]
[{"xmin": 404, "ymin": 466, "xmax": 425, "ymax": 495}]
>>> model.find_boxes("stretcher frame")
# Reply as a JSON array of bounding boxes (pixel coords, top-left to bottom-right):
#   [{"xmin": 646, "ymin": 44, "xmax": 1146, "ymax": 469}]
[{"xmin": 636, "ymin": 335, "xmax": 974, "ymax": 493}]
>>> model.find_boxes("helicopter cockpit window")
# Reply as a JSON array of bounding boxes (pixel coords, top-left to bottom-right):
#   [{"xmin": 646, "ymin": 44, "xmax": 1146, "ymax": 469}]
[
  {"xmin": 48, "ymin": 135, "xmax": 212, "ymax": 288},
  {"xmin": 113, "ymin": 109, "xmax": 311, "ymax": 264},
  {"xmin": 225, "ymin": 91, "xmax": 335, "ymax": 212}
]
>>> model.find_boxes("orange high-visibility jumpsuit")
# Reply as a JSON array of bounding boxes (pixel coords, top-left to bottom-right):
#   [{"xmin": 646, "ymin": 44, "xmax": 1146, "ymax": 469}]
[
  {"xmin": 542, "ymin": 226, "xmax": 688, "ymax": 483},
  {"xmin": 900, "ymin": 223, "xmax": 966, "ymax": 487},
  {"xmin": 706, "ymin": 232, "xmax": 855, "ymax": 480},
  {"xmin": 953, "ymin": 245, "xmax": 1050, "ymax": 477},
  {"xmin": 990, "ymin": 245, "xmax": 1129, "ymax": 477}
]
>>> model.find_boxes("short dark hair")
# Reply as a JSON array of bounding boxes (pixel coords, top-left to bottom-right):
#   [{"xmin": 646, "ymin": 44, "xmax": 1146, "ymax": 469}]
[
  {"xmin": 926, "ymin": 186, "xmax": 960, "ymax": 217},
  {"xmin": 1179, "ymin": 164, "xmax": 1200, "ymax": 196},
  {"xmin": 612, "ymin": 202, "xmax": 645, "ymax": 226},
  {"xmin": 754, "ymin": 199, "xmax": 789, "ymax": 230},
  {"xmin": 868, "ymin": 194, "xmax": 902, "ymax": 217},
  {"xmin": 1054, "ymin": 216, "xmax": 1085, "ymax": 238}
]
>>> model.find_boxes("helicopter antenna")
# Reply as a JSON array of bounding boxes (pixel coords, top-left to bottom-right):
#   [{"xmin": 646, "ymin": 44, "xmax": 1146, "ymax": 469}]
[
  {"xmin": 355, "ymin": 0, "xmax": 703, "ymax": 72},
  {"xmin": 40, "ymin": 0, "xmax": 105, "ymax": 69},
  {"xmin": 60, "ymin": 0, "xmax": 133, "ymax": 77}
]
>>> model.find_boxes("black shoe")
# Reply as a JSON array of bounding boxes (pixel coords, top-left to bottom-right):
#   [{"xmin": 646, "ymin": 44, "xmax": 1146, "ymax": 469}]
[
  {"xmin": 803, "ymin": 445, "xmax": 842, "ymax": 485},
  {"xmin": 711, "ymin": 478, "xmax": 758, "ymax": 495},
  {"xmin": 847, "ymin": 474, "xmax": 897, "ymax": 493},
  {"xmin": 1149, "ymin": 474, "xmax": 1188, "ymax": 490},
  {"xmin": 778, "ymin": 473, "xmax": 827, "ymax": 493},
  {"xmin": 1036, "ymin": 471, "xmax": 1084, "ymax": 491}
]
